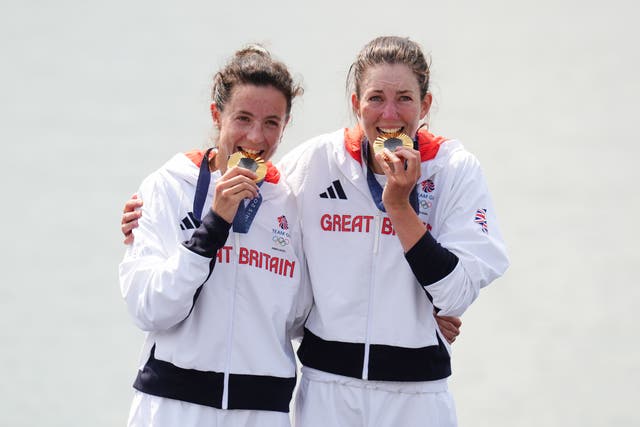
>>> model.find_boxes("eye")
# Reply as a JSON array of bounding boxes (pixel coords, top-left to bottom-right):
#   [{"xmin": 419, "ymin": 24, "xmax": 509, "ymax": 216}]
[
  {"xmin": 368, "ymin": 95, "xmax": 383, "ymax": 102},
  {"xmin": 265, "ymin": 119, "xmax": 280, "ymax": 128},
  {"xmin": 236, "ymin": 115, "xmax": 251, "ymax": 122},
  {"xmin": 399, "ymin": 95, "xmax": 413, "ymax": 102}
]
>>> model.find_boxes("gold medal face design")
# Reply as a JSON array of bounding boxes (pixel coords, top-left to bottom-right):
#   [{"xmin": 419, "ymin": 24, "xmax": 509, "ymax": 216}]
[
  {"xmin": 227, "ymin": 151, "xmax": 267, "ymax": 183},
  {"xmin": 373, "ymin": 132, "xmax": 414, "ymax": 157}
]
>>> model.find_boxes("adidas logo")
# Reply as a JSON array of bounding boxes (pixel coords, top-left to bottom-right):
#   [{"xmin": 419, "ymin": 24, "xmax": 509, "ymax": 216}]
[
  {"xmin": 319, "ymin": 180, "xmax": 347, "ymax": 200},
  {"xmin": 179, "ymin": 212, "xmax": 201, "ymax": 230}
]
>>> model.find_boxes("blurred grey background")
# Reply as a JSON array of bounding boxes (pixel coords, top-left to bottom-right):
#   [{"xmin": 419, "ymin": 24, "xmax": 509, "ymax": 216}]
[{"xmin": 1, "ymin": 0, "xmax": 638, "ymax": 425}]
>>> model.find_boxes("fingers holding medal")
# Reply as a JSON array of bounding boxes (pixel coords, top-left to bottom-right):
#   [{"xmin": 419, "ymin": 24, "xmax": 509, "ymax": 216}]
[
  {"xmin": 373, "ymin": 130, "xmax": 413, "ymax": 174},
  {"xmin": 227, "ymin": 151, "xmax": 267, "ymax": 183},
  {"xmin": 213, "ymin": 150, "xmax": 263, "ymax": 222}
]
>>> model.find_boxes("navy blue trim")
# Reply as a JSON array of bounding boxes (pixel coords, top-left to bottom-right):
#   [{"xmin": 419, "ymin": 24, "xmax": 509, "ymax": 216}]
[
  {"xmin": 183, "ymin": 210, "xmax": 231, "ymax": 258},
  {"xmin": 134, "ymin": 345, "xmax": 296, "ymax": 413},
  {"xmin": 187, "ymin": 257, "xmax": 216, "ymax": 316},
  {"xmin": 182, "ymin": 211, "xmax": 230, "ymax": 317},
  {"xmin": 297, "ymin": 329, "xmax": 364, "ymax": 379},
  {"xmin": 368, "ymin": 335, "xmax": 451, "ymax": 381},
  {"xmin": 297, "ymin": 328, "xmax": 451, "ymax": 382},
  {"xmin": 134, "ymin": 345, "xmax": 223, "ymax": 408},
  {"xmin": 227, "ymin": 372, "xmax": 296, "ymax": 412},
  {"xmin": 405, "ymin": 231, "xmax": 458, "ymax": 287}
]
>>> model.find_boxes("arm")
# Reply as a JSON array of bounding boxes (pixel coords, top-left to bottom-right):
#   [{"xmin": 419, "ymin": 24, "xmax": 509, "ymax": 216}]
[
  {"xmin": 118, "ymin": 174, "xmax": 231, "ymax": 332},
  {"xmin": 378, "ymin": 147, "xmax": 509, "ymax": 317},
  {"xmin": 377, "ymin": 146, "xmax": 459, "ymax": 292},
  {"xmin": 415, "ymin": 152, "xmax": 509, "ymax": 316},
  {"xmin": 376, "ymin": 146, "xmax": 428, "ymax": 251},
  {"xmin": 120, "ymin": 167, "xmax": 258, "ymax": 243}
]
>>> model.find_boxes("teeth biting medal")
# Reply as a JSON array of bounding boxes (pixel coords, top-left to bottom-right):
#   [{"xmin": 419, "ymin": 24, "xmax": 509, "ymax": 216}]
[
  {"xmin": 373, "ymin": 130, "xmax": 413, "ymax": 159},
  {"xmin": 227, "ymin": 151, "xmax": 267, "ymax": 183}
]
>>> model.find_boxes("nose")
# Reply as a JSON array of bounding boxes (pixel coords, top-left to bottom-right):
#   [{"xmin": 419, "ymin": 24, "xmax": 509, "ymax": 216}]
[
  {"xmin": 381, "ymin": 101, "xmax": 399, "ymax": 120},
  {"xmin": 246, "ymin": 122, "xmax": 264, "ymax": 145}
]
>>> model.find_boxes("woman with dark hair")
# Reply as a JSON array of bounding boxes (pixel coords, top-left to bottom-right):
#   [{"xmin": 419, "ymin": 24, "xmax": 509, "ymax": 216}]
[
  {"xmin": 121, "ymin": 37, "xmax": 506, "ymax": 426},
  {"xmin": 119, "ymin": 45, "xmax": 310, "ymax": 427}
]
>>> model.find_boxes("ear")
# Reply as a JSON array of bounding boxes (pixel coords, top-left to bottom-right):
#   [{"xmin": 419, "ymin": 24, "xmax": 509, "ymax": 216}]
[
  {"xmin": 420, "ymin": 93, "xmax": 432, "ymax": 120},
  {"xmin": 210, "ymin": 103, "xmax": 221, "ymax": 128},
  {"xmin": 350, "ymin": 93, "xmax": 361, "ymax": 117}
]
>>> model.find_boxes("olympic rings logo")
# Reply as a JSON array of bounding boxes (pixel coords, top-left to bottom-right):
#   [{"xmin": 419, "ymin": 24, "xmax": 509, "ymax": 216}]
[
  {"xmin": 420, "ymin": 200, "xmax": 429, "ymax": 209},
  {"xmin": 272, "ymin": 235, "xmax": 290, "ymax": 246}
]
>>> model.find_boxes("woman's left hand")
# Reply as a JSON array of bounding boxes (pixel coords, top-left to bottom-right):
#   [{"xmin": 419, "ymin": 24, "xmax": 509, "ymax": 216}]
[{"xmin": 435, "ymin": 313, "xmax": 462, "ymax": 344}]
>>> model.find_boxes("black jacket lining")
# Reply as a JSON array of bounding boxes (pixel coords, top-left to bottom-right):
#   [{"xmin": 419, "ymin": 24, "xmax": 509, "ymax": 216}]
[
  {"xmin": 297, "ymin": 328, "xmax": 451, "ymax": 382},
  {"xmin": 405, "ymin": 231, "xmax": 459, "ymax": 286}
]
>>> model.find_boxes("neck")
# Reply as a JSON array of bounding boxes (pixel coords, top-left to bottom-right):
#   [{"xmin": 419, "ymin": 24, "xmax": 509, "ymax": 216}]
[{"xmin": 211, "ymin": 150, "xmax": 222, "ymax": 173}]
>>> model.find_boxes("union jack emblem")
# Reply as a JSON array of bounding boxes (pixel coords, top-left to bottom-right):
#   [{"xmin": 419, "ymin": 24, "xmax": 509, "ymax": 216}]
[
  {"xmin": 420, "ymin": 179, "xmax": 435, "ymax": 193},
  {"xmin": 474, "ymin": 209, "xmax": 488, "ymax": 233},
  {"xmin": 277, "ymin": 215, "xmax": 289, "ymax": 230}
]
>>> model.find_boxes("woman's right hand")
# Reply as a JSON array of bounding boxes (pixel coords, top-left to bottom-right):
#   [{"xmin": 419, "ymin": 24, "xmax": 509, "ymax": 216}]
[
  {"xmin": 212, "ymin": 166, "xmax": 259, "ymax": 223},
  {"xmin": 121, "ymin": 194, "xmax": 143, "ymax": 244}
]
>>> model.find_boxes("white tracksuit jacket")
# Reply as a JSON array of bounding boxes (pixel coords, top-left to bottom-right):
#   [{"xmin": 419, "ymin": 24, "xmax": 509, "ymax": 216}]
[
  {"xmin": 119, "ymin": 150, "xmax": 312, "ymax": 414},
  {"xmin": 279, "ymin": 127, "xmax": 509, "ymax": 382}
]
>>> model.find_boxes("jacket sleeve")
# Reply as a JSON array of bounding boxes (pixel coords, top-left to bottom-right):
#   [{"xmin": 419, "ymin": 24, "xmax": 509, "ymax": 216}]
[
  {"xmin": 288, "ymin": 251, "xmax": 313, "ymax": 342},
  {"xmin": 118, "ymin": 173, "xmax": 230, "ymax": 331},
  {"xmin": 412, "ymin": 152, "xmax": 510, "ymax": 317}
]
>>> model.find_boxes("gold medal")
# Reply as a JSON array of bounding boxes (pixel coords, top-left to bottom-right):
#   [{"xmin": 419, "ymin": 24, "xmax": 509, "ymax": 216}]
[
  {"xmin": 373, "ymin": 131, "xmax": 413, "ymax": 157},
  {"xmin": 227, "ymin": 151, "xmax": 267, "ymax": 183}
]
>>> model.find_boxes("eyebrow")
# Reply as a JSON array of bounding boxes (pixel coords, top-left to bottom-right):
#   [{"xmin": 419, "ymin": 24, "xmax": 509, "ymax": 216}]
[
  {"xmin": 368, "ymin": 89, "xmax": 415, "ymax": 94},
  {"xmin": 237, "ymin": 110, "xmax": 284, "ymax": 121}
]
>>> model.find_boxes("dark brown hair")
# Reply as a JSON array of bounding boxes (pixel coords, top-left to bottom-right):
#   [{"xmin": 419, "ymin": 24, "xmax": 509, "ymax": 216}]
[
  {"xmin": 347, "ymin": 36, "xmax": 431, "ymax": 100},
  {"xmin": 212, "ymin": 45, "xmax": 303, "ymax": 118}
]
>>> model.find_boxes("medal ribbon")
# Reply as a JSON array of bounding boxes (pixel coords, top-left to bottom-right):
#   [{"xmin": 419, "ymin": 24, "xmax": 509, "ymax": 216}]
[
  {"xmin": 193, "ymin": 147, "xmax": 215, "ymax": 222},
  {"xmin": 232, "ymin": 188, "xmax": 262, "ymax": 234},
  {"xmin": 361, "ymin": 139, "xmax": 419, "ymax": 214}
]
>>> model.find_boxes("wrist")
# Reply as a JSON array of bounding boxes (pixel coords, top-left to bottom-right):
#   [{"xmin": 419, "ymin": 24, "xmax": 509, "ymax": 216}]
[
  {"xmin": 385, "ymin": 201, "xmax": 414, "ymax": 217},
  {"xmin": 212, "ymin": 206, "xmax": 235, "ymax": 224}
]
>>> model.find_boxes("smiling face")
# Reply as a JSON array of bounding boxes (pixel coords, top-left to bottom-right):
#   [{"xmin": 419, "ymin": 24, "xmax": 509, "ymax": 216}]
[
  {"xmin": 211, "ymin": 84, "xmax": 289, "ymax": 170},
  {"xmin": 351, "ymin": 63, "xmax": 432, "ymax": 145}
]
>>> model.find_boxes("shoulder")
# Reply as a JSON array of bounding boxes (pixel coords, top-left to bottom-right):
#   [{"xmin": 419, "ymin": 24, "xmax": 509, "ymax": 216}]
[
  {"xmin": 138, "ymin": 152, "xmax": 196, "ymax": 202},
  {"xmin": 431, "ymin": 139, "xmax": 482, "ymax": 173},
  {"xmin": 280, "ymin": 129, "xmax": 343, "ymax": 166},
  {"xmin": 278, "ymin": 129, "xmax": 344, "ymax": 181}
]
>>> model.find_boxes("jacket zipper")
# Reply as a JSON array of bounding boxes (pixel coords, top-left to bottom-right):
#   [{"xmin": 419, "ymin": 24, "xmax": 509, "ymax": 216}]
[
  {"xmin": 362, "ymin": 213, "xmax": 381, "ymax": 380},
  {"xmin": 222, "ymin": 232, "xmax": 241, "ymax": 409}
]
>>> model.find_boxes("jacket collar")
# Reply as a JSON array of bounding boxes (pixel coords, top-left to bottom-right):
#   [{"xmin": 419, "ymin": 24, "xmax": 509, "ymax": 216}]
[
  {"xmin": 184, "ymin": 149, "xmax": 281, "ymax": 184},
  {"xmin": 343, "ymin": 124, "xmax": 447, "ymax": 165}
]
